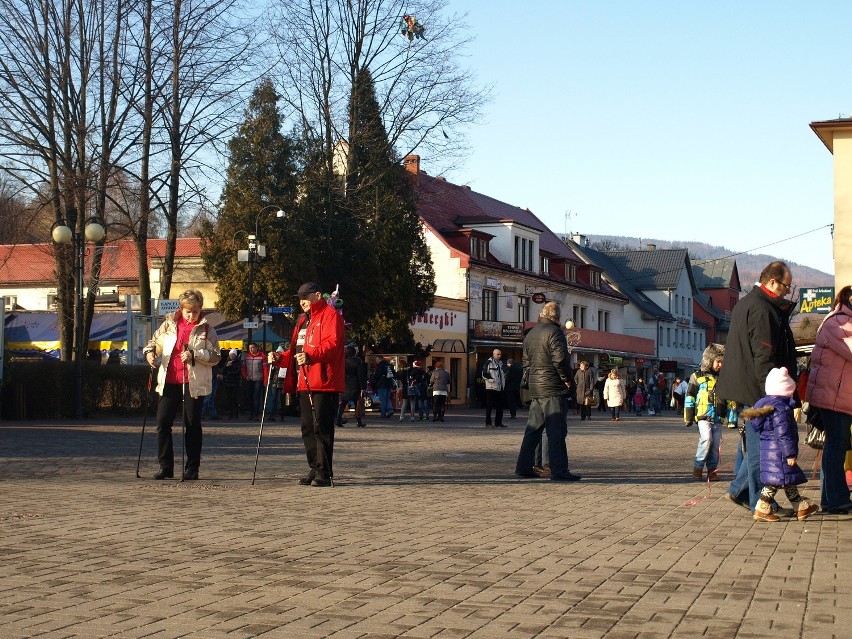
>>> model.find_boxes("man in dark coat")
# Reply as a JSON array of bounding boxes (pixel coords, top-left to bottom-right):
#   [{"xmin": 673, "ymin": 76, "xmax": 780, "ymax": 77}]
[
  {"xmin": 574, "ymin": 361, "xmax": 594, "ymax": 420},
  {"xmin": 515, "ymin": 302, "xmax": 581, "ymax": 482},
  {"xmin": 336, "ymin": 346, "xmax": 367, "ymax": 427},
  {"xmin": 717, "ymin": 261, "xmax": 797, "ymax": 513},
  {"xmin": 504, "ymin": 358, "xmax": 523, "ymax": 419}
]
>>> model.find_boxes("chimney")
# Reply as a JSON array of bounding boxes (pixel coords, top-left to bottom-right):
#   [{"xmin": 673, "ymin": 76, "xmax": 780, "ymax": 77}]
[
  {"xmin": 646, "ymin": 243, "xmax": 656, "ymax": 251},
  {"xmin": 403, "ymin": 154, "xmax": 420, "ymax": 175},
  {"xmin": 571, "ymin": 233, "xmax": 587, "ymax": 246}
]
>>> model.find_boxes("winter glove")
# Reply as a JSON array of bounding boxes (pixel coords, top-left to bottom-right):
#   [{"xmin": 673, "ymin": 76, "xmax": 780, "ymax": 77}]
[{"xmin": 684, "ymin": 407, "xmax": 695, "ymax": 426}]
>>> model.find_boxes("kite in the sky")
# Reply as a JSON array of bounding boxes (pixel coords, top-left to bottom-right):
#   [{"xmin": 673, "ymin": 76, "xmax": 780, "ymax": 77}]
[{"xmin": 400, "ymin": 14, "xmax": 425, "ymax": 41}]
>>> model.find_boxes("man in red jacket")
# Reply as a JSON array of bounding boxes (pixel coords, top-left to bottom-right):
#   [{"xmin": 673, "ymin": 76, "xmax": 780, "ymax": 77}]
[{"xmin": 272, "ymin": 282, "xmax": 345, "ymax": 487}]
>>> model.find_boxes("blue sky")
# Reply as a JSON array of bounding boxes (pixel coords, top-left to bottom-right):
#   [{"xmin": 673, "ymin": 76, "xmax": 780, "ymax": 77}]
[{"xmin": 442, "ymin": 1, "xmax": 846, "ymax": 274}]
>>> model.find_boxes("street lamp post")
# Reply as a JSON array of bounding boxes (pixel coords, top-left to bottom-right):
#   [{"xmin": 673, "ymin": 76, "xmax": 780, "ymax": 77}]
[
  {"xmin": 237, "ymin": 207, "xmax": 285, "ymax": 346},
  {"xmin": 51, "ymin": 217, "xmax": 106, "ymax": 418}
]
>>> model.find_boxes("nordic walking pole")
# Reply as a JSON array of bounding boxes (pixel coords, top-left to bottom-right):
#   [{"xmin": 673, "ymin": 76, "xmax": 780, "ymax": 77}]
[
  {"xmin": 302, "ymin": 363, "xmax": 334, "ymax": 487},
  {"xmin": 180, "ymin": 344, "xmax": 188, "ymax": 483},
  {"xmin": 251, "ymin": 360, "xmax": 275, "ymax": 485},
  {"xmin": 135, "ymin": 365, "xmax": 155, "ymax": 478}
]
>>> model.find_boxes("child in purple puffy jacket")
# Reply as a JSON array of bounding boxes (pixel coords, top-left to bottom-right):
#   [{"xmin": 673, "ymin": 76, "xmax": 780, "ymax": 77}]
[{"xmin": 742, "ymin": 367, "xmax": 819, "ymax": 522}]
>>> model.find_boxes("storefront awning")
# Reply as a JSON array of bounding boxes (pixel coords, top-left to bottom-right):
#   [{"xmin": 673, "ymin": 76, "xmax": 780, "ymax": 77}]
[{"xmin": 432, "ymin": 338, "xmax": 466, "ymax": 353}]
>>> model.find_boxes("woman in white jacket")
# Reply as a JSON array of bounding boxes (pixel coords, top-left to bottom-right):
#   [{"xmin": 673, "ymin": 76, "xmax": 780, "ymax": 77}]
[
  {"xmin": 143, "ymin": 289, "xmax": 220, "ymax": 480},
  {"xmin": 603, "ymin": 368, "xmax": 626, "ymax": 421}
]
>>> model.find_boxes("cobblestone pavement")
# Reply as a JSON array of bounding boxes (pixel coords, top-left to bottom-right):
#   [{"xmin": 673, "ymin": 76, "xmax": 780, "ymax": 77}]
[{"xmin": 1, "ymin": 406, "xmax": 849, "ymax": 639}]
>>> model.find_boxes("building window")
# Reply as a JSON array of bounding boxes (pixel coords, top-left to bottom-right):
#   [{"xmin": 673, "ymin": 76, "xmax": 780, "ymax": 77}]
[
  {"xmin": 518, "ymin": 296, "xmax": 529, "ymax": 323},
  {"xmin": 482, "ymin": 289, "xmax": 497, "ymax": 321},
  {"xmin": 597, "ymin": 310, "xmax": 609, "ymax": 332},
  {"xmin": 4, "ymin": 295, "xmax": 17, "ymax": 311},
  {"xmin": 590, "ymin": 270, "xmax": 601, "ymax": 288},
  {"xmin": 566, "ymin": 264, "xmax": 577, "ymax": 282},
  {"xmin": 667, "ymin": 327, "xmax": 671, "ymax": 347},
  {"xmin": 514, "ymin": 236, "xmax": 534, "ymax": 271},
  {"xmin": 471, "ymin": 236, "xmax": 488, "ymax": 260},
  {"xmin": 541, "ymin": 256, "xmax": 549, "ymax": 275},
  {"xmin": 572, "ymin": 305, "xmax": 586, "ymax": 328},
  {"xmin": 674, "ymin": 294, "xmax": 679, "ymax": 315}
]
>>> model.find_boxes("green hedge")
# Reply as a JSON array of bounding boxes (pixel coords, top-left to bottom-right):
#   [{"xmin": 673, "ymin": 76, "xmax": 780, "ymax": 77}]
[{"xmin": 2, "ymin": 360, "xmax": 153, "ymax": 419}]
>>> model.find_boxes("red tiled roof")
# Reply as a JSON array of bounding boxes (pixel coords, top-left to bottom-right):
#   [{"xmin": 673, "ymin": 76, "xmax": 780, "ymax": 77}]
[
  {"xmin": 414, "ymin": 173, "xmax": 623, "ymax": 299},
  {"xmin": 0, "ymin": 238, "xmax": 202, "ymax": 285}
]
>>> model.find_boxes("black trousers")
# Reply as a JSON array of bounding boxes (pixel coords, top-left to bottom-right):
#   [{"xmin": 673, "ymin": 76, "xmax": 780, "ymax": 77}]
[
  {"xmin": 300, "ymin": 391, "xmax": 338, "ymax": 479},
  {"xmin": 156, "ymin": 383, "xmax": 202, "ymax": 472},
  {"xmin": 485, "ymin": 389, "xmax": 504, "ymax": 426}
]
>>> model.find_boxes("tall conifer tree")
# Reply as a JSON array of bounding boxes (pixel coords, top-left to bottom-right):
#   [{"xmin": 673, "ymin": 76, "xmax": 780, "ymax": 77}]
[{"xmin": 201, "ymin": 79, "xmax": 299, "ymax": 320}]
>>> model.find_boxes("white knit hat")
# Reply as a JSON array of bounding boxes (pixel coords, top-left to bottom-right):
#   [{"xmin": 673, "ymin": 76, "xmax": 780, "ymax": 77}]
[
  {"xmin": 229, "ymin": 348, "xmax": 238, "ymax": 357},
  {"xmin": 765, "ymin": 367, "xmax": 795, "ymax": 397}
]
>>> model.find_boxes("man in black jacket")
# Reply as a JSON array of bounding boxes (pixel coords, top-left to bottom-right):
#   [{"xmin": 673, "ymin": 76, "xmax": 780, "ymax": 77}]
[
  {"xmin": 515, "ymin": 302, "xmax": 581, "ymax": 482},
  {"xmin": 717, "ymin": 261, "xmax": 797, "ymax": 513}
]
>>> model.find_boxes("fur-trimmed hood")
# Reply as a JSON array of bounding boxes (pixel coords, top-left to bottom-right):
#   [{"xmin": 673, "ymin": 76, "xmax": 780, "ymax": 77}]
[
  {"xmin": 741, "ymin": 405, "xmax": 774, "ymax": 420},
  {"xmin": 700, "ymin": 343, "xmax": 725, "ymax": 371}
]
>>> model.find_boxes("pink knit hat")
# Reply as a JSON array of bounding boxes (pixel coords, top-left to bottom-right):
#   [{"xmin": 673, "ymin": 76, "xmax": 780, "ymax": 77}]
[{"xmin": 765, "ymin": 367, "xmax": 795, "ymax": 397}]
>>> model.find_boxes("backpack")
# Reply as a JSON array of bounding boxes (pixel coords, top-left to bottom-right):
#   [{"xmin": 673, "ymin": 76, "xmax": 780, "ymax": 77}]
[{"xmin": 406, "ymin": 377, "xmax": 419, "ymax": 398}]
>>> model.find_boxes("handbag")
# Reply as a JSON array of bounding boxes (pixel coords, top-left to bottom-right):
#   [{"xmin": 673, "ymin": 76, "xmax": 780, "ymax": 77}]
[
  {"xmin": 805, "ymin": 424, "xmax": 825, "ymax": 450},
  {"xmin": 803, "ymin": 402, "xmax": 825, "ymax": 450}
]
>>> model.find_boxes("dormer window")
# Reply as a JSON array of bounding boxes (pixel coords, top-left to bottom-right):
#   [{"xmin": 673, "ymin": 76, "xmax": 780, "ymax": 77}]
[
  {"xmin": 471, "ymin": 236, "xmax": 488, "ymax": 260},
  {"xmin": 590, "ymin": 270, "xmax": 601, "ymax": 288},
  {"xmin": 566, "ymin": 264, "xmax": 577, "ymax": 282},
  {"xmin": 540, "ymin": 256, "xmax": 550, "ymax": 275},
  {"xmin": 514, "ymin": 236, "xmax": 534, "ymax": 271}
]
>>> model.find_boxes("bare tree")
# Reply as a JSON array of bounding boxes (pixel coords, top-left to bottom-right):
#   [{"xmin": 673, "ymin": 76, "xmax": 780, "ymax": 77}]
[
  {"xmin": 0, "ymin": 0, "xmax": 142, "ymax": 359},
  {"xmin": 154, "ymin": 0, "xmax": 262, "ymax": 299},
  {"xmin": 270, "ymin": 0, "xmax": 490, "ymax": 177}
]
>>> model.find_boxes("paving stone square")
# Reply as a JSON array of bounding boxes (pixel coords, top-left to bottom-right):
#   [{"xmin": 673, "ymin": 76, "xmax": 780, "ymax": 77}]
[{"xmin": 1, "ymin": 407, "xmax": 849, "ymax": 638}]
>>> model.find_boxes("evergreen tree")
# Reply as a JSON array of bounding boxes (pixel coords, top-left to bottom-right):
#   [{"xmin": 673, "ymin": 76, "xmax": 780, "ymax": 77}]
[
  {"xmin": 200, "ymin": 79, "xmax": 300, "ymax": 320},
  {"xmin": 344, "ymin": 68, "xmax": 435, "ymax": 349}
]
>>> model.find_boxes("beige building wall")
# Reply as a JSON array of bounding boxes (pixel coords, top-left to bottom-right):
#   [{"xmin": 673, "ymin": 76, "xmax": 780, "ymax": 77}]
[
  {"xmin": 832, "ymin": 131, "xmax": 852, "ymax": 290},
  {"xmin": 810, "ymin": 118, "xmax": 852, "ymax": 291}
]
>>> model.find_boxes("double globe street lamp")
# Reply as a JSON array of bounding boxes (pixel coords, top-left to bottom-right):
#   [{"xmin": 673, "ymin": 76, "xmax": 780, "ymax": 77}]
[
  {"xmin": 51, "ymin": 217, "xmax": 106, "ymax": 419},
  {"xmin": 236, "ymin": 206, "xmax": 285, "ymax": 346}
]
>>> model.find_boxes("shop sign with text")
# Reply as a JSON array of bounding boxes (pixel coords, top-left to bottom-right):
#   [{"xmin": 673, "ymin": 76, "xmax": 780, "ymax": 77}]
[
  {"xmin": 799, "ymin": 287, "xmax": 834, "ymax": 314},
  {"xmin": 472, "ymin": 320, "xmax": 524, "ymax": 341}
]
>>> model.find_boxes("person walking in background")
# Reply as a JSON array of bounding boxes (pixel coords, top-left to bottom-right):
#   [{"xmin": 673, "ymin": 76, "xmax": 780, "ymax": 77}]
[
  {"xmin": 429, "ymin": 361, "xmax": 450, "ymax": 422},
  {"xmin": 672, "ymin": 377, "xmax": 687, "ymax": 414},
  {"xmin": 806, "ymin": 284, "xmax": 852, "ymax": 514},
  {"xmin": 417, "ymin": 364, "xmax": 432, "ymax": 421},
  {"xmin": 647, "ymin": 378, "xmax": 661, "ymax": 415},
  {"xmin": 717, "ymin": 261, "xmax": 798, "ymax": 515},
  {"xmin": 373, "ymin": 354, "xmax": 396, "ymax": 418},
  {"xmin": 201, "ymin": 351, "xmax": 225, "ymax": 420},
  {"xmin": 744, "ymin": 367, "xmax": 819, "ymax": 522},
  {"xmin": 633, "ymin": 382, "xmax": 645, "ymax": 416},
  {"xmin": 241, "ymin": 342, "xmax": 265, "ymax": 421},
  {"xmin": 398, "ymin": 359, "xmax": 423, "ymax": 423},
  {"xmin": 222, "ymin": 348, "xmax": 242, "ymax": 419},
  {"xmin": 143, "ymin": 289, "xmax": 220, "ymax": 481},
  {"xmin": 603, "ymin": 368, "xmax": 626, "ymax": 421},
  {"xmin": 337, "ymin": 346, "xmax": 367, "ymax": 428},
  {"xmin": 594, "ymin": 373, "xmax": 606, "ymax": 413},
  {"xmin": 271, "ymin": 282, "xmax": 344, "ymax": 488},
  {"xmin": 684, "ymin": 344, "xmax": 725, "ymax": 482},
  {"xmin": 505, "ymin": 358, "xmax": 523, "ymax": 419},
  {"xmin": 515, "ymin": 302, "xmax": 582, "ymax": 482},
  {"xmin": 574, "ymin": 361, "xmax": 594, "ymax": 421},
  {"xmin": 482, "ymin": 349, "xmax": 507, "ymax": 428}
]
